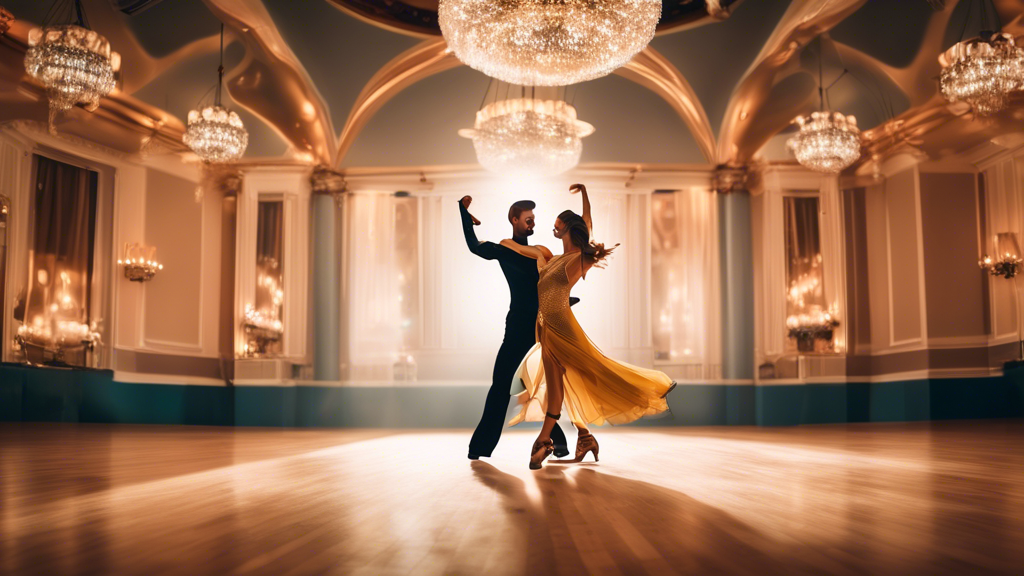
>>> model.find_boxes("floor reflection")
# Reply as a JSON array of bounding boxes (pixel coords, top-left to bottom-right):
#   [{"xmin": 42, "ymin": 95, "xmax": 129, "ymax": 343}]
[{"xmin": 0, "ymin": 421, "xmax": 1021, "ymax": 575}]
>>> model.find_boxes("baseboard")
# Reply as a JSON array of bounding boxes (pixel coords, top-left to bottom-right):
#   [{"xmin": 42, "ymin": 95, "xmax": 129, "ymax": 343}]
[{"xmin": 2, "ymin": 363, "xmax": 1022, "ymax": 428}]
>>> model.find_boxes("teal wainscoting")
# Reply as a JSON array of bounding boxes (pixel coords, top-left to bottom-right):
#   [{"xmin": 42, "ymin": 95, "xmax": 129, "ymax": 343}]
[
  {"xmin": 2, "ymin": 363, "xmax": 1022, "ymax": 427},
  {"xmin": 1, "ymin": 363, "xmax": 232, "ymax": 426}
]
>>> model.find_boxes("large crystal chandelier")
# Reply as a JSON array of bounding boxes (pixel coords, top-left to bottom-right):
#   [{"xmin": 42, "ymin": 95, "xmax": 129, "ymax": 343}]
[
  {"xmin": 940, "ymin": 32, "xmax": 1024, "ymax": 115},
  {"xmin": 787, "ymin": 111, "xmax": 861, "ymax": 174},
  {"xmin": 459, "ymin": 98, "xmax": 594, "ymax": 176},
  {"xmin": 183, "ymin": 24, "xmax": 248, "ymax": 163},
  {"xmin": 439, "ymin": 0, "xmax": 661, "ymax": 86},
  {"xmin": 23, "ymin": 0, "xmax": 120, "ymax": 133}
]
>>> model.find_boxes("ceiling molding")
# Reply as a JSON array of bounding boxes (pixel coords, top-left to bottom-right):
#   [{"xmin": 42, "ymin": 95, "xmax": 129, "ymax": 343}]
[{"xmin": 334, "ymin": 42, "xmax": 718, "ymax": 166}]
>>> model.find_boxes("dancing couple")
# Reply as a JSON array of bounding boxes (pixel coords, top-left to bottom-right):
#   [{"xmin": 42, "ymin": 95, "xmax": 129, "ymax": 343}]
[{"xmin": 460, "ymin": 184, "xmax": 675, "ymax": 470}]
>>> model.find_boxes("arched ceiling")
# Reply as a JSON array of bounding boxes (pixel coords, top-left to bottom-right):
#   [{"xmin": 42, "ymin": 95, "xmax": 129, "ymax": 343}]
[{"xmin": 3, "ymin": 0, "xmax": 1024, "ymax": 170}]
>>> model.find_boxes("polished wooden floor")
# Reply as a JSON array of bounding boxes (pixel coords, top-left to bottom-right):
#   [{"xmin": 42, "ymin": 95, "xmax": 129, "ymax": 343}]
[{"xmin": 1, "ymin": 421, "xmax": 1023, "ymax": 575}]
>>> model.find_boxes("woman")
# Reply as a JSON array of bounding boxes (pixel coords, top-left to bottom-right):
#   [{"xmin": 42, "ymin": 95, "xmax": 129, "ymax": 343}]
[{"xmin": 499, "ymin": 184, "xmax": 675, "ymax": 470}]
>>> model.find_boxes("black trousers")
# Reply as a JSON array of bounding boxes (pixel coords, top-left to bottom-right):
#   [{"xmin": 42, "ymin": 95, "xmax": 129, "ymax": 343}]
[{"xmin": 469, "ymin": 317, "xmax": 567, "ymax": 457}]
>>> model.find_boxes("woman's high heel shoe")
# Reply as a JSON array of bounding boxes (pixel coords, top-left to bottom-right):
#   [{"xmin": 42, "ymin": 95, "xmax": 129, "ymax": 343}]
[
  {"xmin": 529, "ymin": 439, "xmax": 554, "ymax": 470},
  {"xmin": 529, "ymin": 412, "xmax": 560, "ymax": 470},
  {"xmin": 573, "ymin": 432, "xmax": 599, "ymax": 462}
]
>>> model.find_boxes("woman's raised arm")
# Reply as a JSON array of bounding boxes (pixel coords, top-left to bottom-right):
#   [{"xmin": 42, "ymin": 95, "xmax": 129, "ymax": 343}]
[{"xmin": 570, "ymin": 183, "xmax": 592, "ymax": 235}]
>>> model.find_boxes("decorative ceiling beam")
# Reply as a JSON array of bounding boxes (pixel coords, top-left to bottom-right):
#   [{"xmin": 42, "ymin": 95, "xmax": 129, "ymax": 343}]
[
  {"xmin": 334, "ymin": 39, "xmax": 460, "ymax": 166},
  {"xmin": 717, "ymin": 0, "xmax": 866, "ymax": 166},
  {"xmin": 200, "ymin": 0, "xmax": 336, "ymax": 165},
  {"xmin": 616, "ymin": 47, "xmax": 716, "ymax": 164}
]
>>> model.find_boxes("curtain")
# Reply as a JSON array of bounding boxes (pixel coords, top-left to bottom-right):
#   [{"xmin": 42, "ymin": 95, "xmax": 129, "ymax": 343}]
[
  {"xmin": 21, "ymin": 155, "xmax": 98, "ymax": 366},
  {"xmin": 819, "ymin": 176, "xmax": 848, "ymax": 352},
  {"xmin": 347, "ymin": 193, "xmax": 403, "ymax": 380},
  {"xmin": 651, "ymin": 188, "xmax": 722, "ymax": 380}
]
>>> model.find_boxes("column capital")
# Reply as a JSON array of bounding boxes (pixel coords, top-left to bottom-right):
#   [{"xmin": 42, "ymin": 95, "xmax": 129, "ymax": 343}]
[
  {"xmin": 310, "ymin": 165, "xmax": 347, "ymax": 196},
  {"xmin": 713, "ymin": 165, "xmax": 749, "ymax": 194},
  {"xmin": 201, "ymin": 165, "xmax": 243, "ymax": 198}
]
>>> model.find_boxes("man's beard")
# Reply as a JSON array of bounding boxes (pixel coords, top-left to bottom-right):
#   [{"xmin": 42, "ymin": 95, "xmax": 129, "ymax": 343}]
[{"xmin": 523, "ymin": 228, "xmax": 534, "ymax": 236}]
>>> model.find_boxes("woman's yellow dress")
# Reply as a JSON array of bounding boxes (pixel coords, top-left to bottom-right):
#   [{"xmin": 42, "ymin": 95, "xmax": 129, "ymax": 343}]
[{"xmin": 509, "ymin": 252, "xmax": 675, "ymax": 427}]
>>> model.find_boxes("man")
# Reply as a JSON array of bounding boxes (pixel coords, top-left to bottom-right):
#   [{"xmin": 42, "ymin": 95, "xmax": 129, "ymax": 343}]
[{"xmin": 459, "ymin": 195, "xmax": 573, "ymax": 460}]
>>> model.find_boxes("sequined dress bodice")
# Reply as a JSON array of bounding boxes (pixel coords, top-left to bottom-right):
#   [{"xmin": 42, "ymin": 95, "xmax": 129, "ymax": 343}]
[{"xmin": 537, "ymin": 253, "xmax": 576, "ymax": 335}]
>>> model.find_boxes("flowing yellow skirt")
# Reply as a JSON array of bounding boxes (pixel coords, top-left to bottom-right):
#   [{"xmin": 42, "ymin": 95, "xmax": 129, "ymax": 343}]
[{"xmin": 509, "ymin": 312, "xmax": 675, "ymax": 427}]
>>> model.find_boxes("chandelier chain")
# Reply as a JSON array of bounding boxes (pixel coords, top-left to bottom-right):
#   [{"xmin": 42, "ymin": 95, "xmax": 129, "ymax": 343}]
[{"xmin": 216, "ymin": 23, "xmax": 224, "ymax": 107}]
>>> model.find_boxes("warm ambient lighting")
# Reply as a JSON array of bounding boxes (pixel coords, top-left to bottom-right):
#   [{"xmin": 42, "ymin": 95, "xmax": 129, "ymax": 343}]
[
  {"xmin": 438, "ymin": 0, "xmax": 660, "ymax": 86},
  {"xmin": 24, "ymin": 19, "xmax": 121, "ymax": 133},
  {"xmin": 183, "ymin": 24, "xmax": 247, "ymax": 163},
  {"xmin": 458, "ymin": 98, "xmax": 594, "ymax": 177},
  {"xmin": 117, "ymin": 242, "xmax": 162, "ymax": 282},
  {"xmin": 786, "ymin": 111, "xmax": 861, "ymax": 173},
  {"xmin": 940, "ymin": 32, "xmax": 1024, "ymax": 115}
]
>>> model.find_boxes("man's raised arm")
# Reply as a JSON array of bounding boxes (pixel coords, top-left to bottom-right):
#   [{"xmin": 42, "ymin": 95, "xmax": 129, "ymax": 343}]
[{"xmin": 459, "ymin": 196, "xmax": 505, "ymax": 260}]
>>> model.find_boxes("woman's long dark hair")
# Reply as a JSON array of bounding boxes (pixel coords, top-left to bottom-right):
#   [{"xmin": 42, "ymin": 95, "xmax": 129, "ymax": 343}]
[{"xmin": 557, "ymin": 210, "xmax": 617, "ymax": 267}]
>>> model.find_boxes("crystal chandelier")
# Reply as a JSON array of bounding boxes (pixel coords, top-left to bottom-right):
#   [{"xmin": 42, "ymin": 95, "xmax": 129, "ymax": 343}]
[
  {"xmin": 183, "ymin": 24, "xmax": 248, "ymax": 163},
  {"xmin": 438, "ymin": 0, "xmax": 661, "ymax": 86},
  {"xmin": 940, "ymin": 32, "xmax": 1024, "ymax": 115},
  {"xmin": 459, "ymin": 98, "xmax": 595, "ymax": 176},
  {"xmin": 786, "ymin": 38, "xmax": 861, "ymax": 174},
  {"xmin": 23, "ymin": 0, "xmax": 120, "ymax": 133},
  {"xmin": 787, "ymin": 111, "xmax": 861, "ymax": 173}
]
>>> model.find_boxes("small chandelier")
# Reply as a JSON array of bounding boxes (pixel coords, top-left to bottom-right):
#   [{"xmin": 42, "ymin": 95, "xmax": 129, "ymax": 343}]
[
  {"xmin": 459, "ymin": 98, "xmax": 594, "ymax": 177},
  {"xmin": 787, "ymin": 37, "xmax": 861, "ymax": 173},
  {"xmin": 183, "ymin": 24, "xmax": 248, "ymax": 163},
  {"xmin": 787, "ymin": 111, "xmax": 861, "ymax": 173},
  {"xmin": 940, "ymin": 32, "xmax": 1024, "ymax": 115},
  {"xmin": 438, "ymin": 0, "xmax": 661, "ymax": 86},
  {"xmin": 23, "ymin": 0, "xmax": 120, "ymax": 133}
]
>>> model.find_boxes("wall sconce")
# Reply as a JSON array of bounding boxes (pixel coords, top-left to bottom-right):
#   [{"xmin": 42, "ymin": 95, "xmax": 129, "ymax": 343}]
[
  {"xmin": 786, "ymin": 309, "xmax": 840, "ymax": 353},
  {"xmin": 979, "ymin": 232, "xmax": 1023, "ymax": 362},
  {"xmin": 117, "ymin": 242, "xmax": 163, "ymax": 282},
  {"xmin": 979, "ymin": 232, "xmax": 1022, "ymax": 279},
  {"xmin": 241, "ymin": 303, "xmax": 283, "ymax": 358}
]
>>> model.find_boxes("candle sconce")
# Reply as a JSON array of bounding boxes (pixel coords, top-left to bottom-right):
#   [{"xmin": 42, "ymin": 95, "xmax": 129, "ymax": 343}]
[
  {"xmin": 117, "ymin": 242, "xmax": 163, "ymax": 282},
  {"xmin": 241, "ymin": 303, "xmax": 283, "ymax": 358},
  {"xmin": 979, "ymin": 232, "xmax": 1024, "ymax": 362},
  {"xmin": 979, "ymin": 232, "xmax": 1022, "ymax": 279},
  {"xmin": 787, "ymin": 309, "xmax": 840, "ymax": 353}
]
